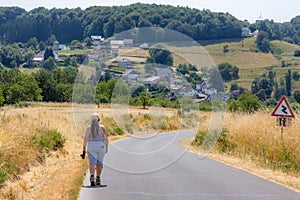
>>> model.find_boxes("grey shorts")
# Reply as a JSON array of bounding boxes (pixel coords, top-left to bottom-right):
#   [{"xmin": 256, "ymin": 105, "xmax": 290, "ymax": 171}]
[{"xmin": 87, "ymin": 141, "xmax": 106, "ymax": 165}]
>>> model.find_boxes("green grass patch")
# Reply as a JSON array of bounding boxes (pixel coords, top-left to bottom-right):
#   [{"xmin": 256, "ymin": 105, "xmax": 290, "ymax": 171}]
[
  {"xmin": 0, "ymin": 153, "xmax": 16, "ymax": 186},
  {"xmin": 32, "ymin": 129, "xmax": 66, "ymax": 152},
  {"xmin": 55, "ymin": 49, "xmax": 88, "ymax": 55},
  {"xmin": 192, "ymin": 128, "xmax": 237, "ymax": 153}
]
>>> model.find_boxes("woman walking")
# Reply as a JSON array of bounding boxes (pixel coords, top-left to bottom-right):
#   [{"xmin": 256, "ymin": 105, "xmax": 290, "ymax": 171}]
[{"xmin": 82, "ymin": 113, "xmax": 108, "ymax": 186}]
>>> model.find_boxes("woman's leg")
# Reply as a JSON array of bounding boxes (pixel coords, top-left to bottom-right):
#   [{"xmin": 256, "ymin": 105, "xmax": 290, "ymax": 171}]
[
  {"xmin": 89, "ymin": 164, "xmax": 96, "ymax": 176},
  {"xmin": 96, "ymin": 165, "xmax": 103, "ymax": 177},
  {"xmin": 96, "ymin": 165, "xmax": 103, "ymax": 185}
]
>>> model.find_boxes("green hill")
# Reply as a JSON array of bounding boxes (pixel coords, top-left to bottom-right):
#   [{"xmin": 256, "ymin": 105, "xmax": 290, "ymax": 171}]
[{"xmin": 202, "ymin": 38, "xmax": 300, "ymax": 90}]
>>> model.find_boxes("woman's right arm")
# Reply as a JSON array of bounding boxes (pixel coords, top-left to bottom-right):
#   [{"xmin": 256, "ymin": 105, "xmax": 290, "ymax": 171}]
[{"xmin": 83, "ymin": 127, "xmax": 89, "ymax": 152}]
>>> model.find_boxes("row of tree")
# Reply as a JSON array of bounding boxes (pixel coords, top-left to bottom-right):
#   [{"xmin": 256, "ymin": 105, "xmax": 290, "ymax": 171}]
[{"xmin": 1, "ymin": 4, "xmax": 299, "ymax": 45}]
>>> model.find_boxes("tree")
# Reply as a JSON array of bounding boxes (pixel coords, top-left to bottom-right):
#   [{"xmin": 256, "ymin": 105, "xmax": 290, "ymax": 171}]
[
  {"xmin": 236, "ymin": 91, "xmax": 261, "ymax": 113},
  {"xmin": 43, "ymin": 57, "xmax": 56, "ymax": 71},
  {"xmin": 147, "ymin": 44, "xmax": 173, "ymax": 66},
  {"xmin": 33, "ymin": 69, "xmax": 57, "ymax": 102},
  {"xmin": 294, "ymin": 90, "xmax": 300, "ymax": 103},
  {"xmin": 223, "ymin": 45, "xmax": 229, "ymax": 53},
  {"xmin": 256, "ymin": 31, "xmax": 270, "ymax": 53},
  {"xmin": 44, "ymin": 47, "xmax": 54, "ymax": 61},
  {"xmin": 0, "ymin": 88, "xmax": 4, "ymax": 106},
  {"xmin": 139, "ymin": 91, "xmax": 152, "ymax": 109},
  {"xmin": 294, "ymin": 50, "xmax": 300, "ymax": 57},
  {"xmin": 0, "ymin": 44, "xmax": 23, "ymax": 68},
  {"xmin": 114, "ymin": 16, "xmax": 135, "ymax": 34},
  {"xmin": 6, "ymin": 73, "xmax": 42, "ymax": 104},
  {"xmin": 26, "ymin": 37, "xmax": 39, "ymax": 49},
  {"xmin": 95, "ymin": 79, "xmax": 117, "ymax": 104},
  {"xmin": 218, "ymin": 62, "xmax": 239, "ymax": 82},
  {"xmin": 230, "ymin": 82, "xmax": 239, "ymax": 92},
  {"xmin": 292, "ymin": 71, "xmax": 300, "ymax": 81},
  {"xmin": 176, "ymin": 64, "xmax": 188, "ymax": 75},
  {"xmin": 286, "ymin": 69, "xmax": 292, "ymax": 96}
]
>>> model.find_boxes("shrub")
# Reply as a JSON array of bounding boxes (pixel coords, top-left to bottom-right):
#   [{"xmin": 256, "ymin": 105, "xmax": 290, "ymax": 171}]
[
  {"xmin": 192, "ymin": 128, "xmax": 236, "ymax": 153},
  {"xmin": 32, "ymin": 129, "xmax": 66, "ymax": 152},
  {"xmin": 294, "ymin": 50, "xmax": 300, "ymax": 57},
  {"xmin": 227, "ymin": 91, "xmax": 261, "ymax": 113}
]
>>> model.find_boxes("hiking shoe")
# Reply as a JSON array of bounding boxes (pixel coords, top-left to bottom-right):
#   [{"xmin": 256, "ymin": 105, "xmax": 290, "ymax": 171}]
[
  {"xmin": 96, "ymin": 176, "xmax": 101, "ymax": 186},
  {"xmin": 90, "ymin": 175, "xmax": 95, "ymax": 186}
]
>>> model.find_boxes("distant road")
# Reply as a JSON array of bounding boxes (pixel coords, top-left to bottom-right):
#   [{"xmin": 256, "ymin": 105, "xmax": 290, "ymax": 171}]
[{"xmin": 79, "ymin": 131, "xmax": 300, "ymax": 200}]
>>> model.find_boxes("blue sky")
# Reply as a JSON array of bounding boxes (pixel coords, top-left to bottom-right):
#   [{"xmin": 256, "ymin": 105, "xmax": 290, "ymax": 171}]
[{"xmin": 1, "ymin": 0, "xmax": 299, "ymax": 23}]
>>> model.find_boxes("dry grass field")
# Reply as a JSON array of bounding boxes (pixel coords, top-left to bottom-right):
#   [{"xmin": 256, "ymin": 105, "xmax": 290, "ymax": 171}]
[
  {"xmin": 0, "ymin": 103, "xmax": 202, "ymax": 199},
  {"xmin": 188, "ymin": 110, "xmax": 300, "ymax": 192}
]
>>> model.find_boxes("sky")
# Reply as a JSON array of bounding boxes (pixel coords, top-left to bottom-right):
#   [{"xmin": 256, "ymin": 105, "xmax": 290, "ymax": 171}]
[{"xmin": 1, "ymin": 0, "xmax": 299, "ymax": 23}]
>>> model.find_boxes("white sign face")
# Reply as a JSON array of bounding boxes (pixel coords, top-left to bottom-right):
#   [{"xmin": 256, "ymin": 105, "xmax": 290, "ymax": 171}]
[{"xmin": 271, "ymin": 96, "xmax": 295, "ymax": 118}]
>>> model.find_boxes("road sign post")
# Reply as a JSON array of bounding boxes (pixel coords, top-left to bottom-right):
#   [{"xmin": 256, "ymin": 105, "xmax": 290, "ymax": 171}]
[{"xmin": 271, "ymin": 96, "xmax": 295, "ymax": 145}]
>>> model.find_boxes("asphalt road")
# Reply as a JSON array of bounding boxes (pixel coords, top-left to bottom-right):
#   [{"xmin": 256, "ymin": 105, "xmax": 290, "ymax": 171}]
[{"xmin": 79, "ymin": 131, "xmax": 300, "ymax": 200}]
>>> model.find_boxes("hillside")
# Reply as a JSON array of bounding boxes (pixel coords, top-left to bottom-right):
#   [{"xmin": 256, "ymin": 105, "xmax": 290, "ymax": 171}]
[{"xmin": 116, "ymin": 38, "xmax": 300, "ymax": 90}]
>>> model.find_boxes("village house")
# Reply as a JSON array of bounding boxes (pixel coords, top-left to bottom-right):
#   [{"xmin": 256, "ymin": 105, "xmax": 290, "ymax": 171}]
[
  {"xmin": 154, "ymin": 68, "xmax": 173, "ymax": 80},
  {"xmin": 87, "ymin": 50, "xmax": 101, "ymax": 59},
  {"xmin": 110, "ymin": 40, "xmax": 124, "ymax": 49},
  {"xmin": 32, "ymin": 51, "xmax": 59, "ymax": 63},
  {"xmin": 139, "ymin": 43, "xmax": 149, "ymax": 50},
  {"xmin": 91, "ymin": 35, "xmax": 104, "ymax": 46},
  {"xmin": 196, "ymin": 80, "xmax": 217, "ymax": 95},
  {"xmin": 241, "ymin": 27, "xmax": 251, "ymax": 37},
  {"xmin": 110, "ymin": 39, "xmax": 133, "ymax": 49},
  {"xmin": 52, "ymin": 41, "xmax": 68, "ymax": 51},
  {"xmin": 177, "ymin": 86, "xmax": 198, "ymax": 97},
  {"xmin": 142, "ymin": 76, "xmax": 160, "ymax": 87},
  {"xmin": 118, "ymin": 58, "xmax": 133, "ymax": 67}
]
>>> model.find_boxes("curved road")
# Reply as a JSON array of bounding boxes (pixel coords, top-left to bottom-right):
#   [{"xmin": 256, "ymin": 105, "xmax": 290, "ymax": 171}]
[{"xmin": 79, "ymin": 131, "xmax": 300, "ymax": 200}]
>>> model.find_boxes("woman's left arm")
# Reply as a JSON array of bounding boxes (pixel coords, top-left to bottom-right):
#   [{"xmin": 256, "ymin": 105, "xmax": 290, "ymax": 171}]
[{"xmin": 102, "ymin": 126, "xmax": 109, "ymax": 153}]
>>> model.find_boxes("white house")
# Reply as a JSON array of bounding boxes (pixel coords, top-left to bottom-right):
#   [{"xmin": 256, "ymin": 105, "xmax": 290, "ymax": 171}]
[
  {"xmin": 241, "ymin": 27, "xmax": 251, "ymax": 37},
  {"xmin": 91, "ymin": 36, "xmax": 104, "ymax": 46},
  {"xmin": 53, "ymin": 41, "xmax": 60, "ymax": 50},
  {"xmin": 110, "ymin": 40, "xmax": 124, "ymax": 49},
  {"xmin": 252, "ymin": 30, "xmax": 259, "ymax": 37},
  {"xmin": 139, "ymin": 43, "xmax": 149, "ymax": 49}
]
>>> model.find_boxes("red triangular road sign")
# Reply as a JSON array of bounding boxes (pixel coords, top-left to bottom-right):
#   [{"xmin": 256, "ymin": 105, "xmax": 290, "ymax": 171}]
[{"xmin": 271, "ymin": 96, "xmax": 295, "ymax": 118}]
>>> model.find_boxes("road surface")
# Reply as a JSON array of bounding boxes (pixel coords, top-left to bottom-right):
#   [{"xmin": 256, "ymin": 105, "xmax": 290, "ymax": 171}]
[{"xmin": 79, "ymin": 131, "xmax": 300, "ymax": 200}]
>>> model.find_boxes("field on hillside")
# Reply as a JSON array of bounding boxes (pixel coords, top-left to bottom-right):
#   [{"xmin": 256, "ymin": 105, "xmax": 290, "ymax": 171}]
[{"xmin": 202, "ymin": 38, "xmax": 300, "ymax": 89}]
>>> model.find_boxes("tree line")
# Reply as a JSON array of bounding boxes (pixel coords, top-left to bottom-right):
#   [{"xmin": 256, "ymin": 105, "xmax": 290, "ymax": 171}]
[{"xmin": 0, "ymin": 4, "xmax": 299, "ymax": 45}]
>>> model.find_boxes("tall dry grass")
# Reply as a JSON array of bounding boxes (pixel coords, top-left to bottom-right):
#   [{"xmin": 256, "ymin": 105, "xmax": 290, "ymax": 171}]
[
  {"xmin": 0, "ymin": 104, "xmax": 81, "ymax": 200},
  {"xmin": 191, "ymin": 110, "xmax": 300, "ymax": 191},
  {"xmin": 225, "ymin": 111, "xmax": 300, "ymax": 174}
]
